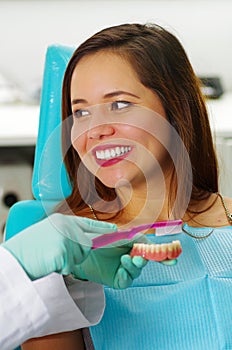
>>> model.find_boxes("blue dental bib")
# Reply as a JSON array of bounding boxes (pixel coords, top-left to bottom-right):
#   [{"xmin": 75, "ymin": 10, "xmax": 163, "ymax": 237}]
[{"xmin": 90, "ymin": 226, "xmax": 232, "ymax": 350}]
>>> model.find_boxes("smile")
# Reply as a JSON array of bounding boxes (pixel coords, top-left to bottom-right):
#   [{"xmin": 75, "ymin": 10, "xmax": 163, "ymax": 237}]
[{"xmin": 95, "ymin": 146, "xmax": 132, "ymax": 160}]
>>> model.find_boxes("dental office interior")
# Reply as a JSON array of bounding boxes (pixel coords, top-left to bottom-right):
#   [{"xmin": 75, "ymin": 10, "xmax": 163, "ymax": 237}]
[{"xmin": 0, "ymin": 0, "xmax": 232, "ymax": 243}]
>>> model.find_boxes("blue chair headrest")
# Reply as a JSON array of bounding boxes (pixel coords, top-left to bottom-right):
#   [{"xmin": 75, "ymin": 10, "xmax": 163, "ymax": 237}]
[{"xmin": 32, "ymin": 45, "xmax": 75, "ymax": 201}]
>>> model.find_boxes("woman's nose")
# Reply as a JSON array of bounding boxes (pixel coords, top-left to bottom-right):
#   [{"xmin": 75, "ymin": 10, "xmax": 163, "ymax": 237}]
[
  {"xmin": 86, "ymin": 106, "xmax": 116, "ymax": 139},
  {"xmin": 87, "ymin": 123, "xmax": 115, "ymax": 139}
]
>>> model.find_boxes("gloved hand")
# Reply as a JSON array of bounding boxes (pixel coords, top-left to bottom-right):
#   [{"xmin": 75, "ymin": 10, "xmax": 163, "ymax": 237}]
[
  {"xmin": 2, "ymin": 213, "xmax": 117, "ymax": 280},
  {"xmin": 73, "ymin": 233, "xmax": 149, "ymax": 289}
]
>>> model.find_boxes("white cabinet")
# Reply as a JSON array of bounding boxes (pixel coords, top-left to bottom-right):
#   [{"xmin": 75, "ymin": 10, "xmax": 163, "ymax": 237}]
[
  {"xmin": 207, "ymin": 92, "xmax": 232, "ymax": 197},
  {"xmin": 0, "ymin": 104, "xmax": 39, "ymax": 146},
  {"xmin": 216, "ymin": 139, "xmax": 232, "ymax": 197}
]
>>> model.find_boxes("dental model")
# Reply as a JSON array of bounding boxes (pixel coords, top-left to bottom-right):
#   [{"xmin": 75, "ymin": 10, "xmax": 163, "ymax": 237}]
[{"xmin": 130, "ymin": 240, "xmax": 182, "ymax": 262}]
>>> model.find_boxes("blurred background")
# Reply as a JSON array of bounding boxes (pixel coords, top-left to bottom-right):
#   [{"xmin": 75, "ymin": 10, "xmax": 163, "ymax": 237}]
[{"xmin": 0, "ymin": 0, "xmax": 232, "ymax": 240}]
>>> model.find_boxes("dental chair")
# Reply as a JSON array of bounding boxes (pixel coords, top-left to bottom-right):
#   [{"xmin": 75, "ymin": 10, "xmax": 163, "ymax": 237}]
[{"xmin": 5, "ymin": 44, "xmax": 75, "ymax": 241}]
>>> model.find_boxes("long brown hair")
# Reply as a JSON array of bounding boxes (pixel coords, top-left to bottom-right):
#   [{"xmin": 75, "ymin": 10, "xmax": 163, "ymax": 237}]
[{"xmin": 58, "ymin": 23, "xmax": 218, "ymax": 217}]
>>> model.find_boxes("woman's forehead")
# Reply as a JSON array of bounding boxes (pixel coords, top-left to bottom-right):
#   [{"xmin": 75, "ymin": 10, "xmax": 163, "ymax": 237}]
[{"xmin": 70, "ymin": 52, "xmax": 143, "ymax": 102}]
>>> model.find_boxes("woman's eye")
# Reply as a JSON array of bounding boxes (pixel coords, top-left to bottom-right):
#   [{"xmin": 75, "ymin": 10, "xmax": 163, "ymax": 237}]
[
  {"xmin": 111, "ymin": 101, "xmax": 132, "ymax": 111},
  {"xmin": 73, "ymin": 109, "xmax": 90, "ymax": 119}
]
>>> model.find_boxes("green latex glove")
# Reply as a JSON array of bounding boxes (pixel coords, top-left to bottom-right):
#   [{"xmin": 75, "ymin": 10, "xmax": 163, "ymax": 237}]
[
  {"xmin": 2, "ymin": 213, "xmax": 117, "ymax": 280},
  {"xmin": 73, "ymin": 233, "xmax": 149, "ymax": 289}
]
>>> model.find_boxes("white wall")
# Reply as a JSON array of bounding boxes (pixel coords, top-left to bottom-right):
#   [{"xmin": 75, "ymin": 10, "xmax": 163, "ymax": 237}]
[{"xmin": 0, "ymin": 0, "xmax": 232, "ymax": 93}]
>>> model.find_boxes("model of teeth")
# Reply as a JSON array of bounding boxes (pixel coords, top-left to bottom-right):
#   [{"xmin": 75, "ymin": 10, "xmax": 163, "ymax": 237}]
[
  {"xmin": 96, "ymin": 146, "xmax": 131, "ymax": 160},
  {"xmin": 130, "ymin": 240, "xmax": 182, "ymax": 262}
]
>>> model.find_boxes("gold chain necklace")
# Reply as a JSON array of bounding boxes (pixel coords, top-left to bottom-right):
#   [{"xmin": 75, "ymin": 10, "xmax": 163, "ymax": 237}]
[
  {"xmin": 181, "ymin": 226, "xmax": 214, "ymax": 239},
  {"xmin": 88, "ymin": 204, "xmax": 99, "ymax": 220}
]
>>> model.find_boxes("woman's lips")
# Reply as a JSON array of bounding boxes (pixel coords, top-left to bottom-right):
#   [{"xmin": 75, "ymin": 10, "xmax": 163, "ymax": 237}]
[{"xmin": 92, "ymin": 145, "xmax": 132, "ymax": 167}]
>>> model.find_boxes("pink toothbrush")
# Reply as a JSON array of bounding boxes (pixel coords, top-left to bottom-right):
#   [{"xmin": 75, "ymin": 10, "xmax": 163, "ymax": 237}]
[{"xmin": 92, "ymin": 219, "xmax": 182, "ymax": 249}]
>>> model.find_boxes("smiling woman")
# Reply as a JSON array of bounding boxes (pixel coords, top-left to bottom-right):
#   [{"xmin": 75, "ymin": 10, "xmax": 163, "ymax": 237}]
[
  {"xmin": 22, "ymin": 23, "xmax": 232, "ymax": 350},
  {"xmin": 70, "ymin": 57, "xmax": 170, "ymax": 199}
]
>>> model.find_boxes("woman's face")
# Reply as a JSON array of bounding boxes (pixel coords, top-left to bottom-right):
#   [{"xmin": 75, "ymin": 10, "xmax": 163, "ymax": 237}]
[{"xmin": 70, "ymin": 51, "xmax": 172, "ymax": 190}]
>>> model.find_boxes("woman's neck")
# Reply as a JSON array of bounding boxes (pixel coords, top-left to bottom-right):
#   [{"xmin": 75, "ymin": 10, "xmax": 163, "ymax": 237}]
[{"xmin": 114, "ymin": 177, "xmax": 175, "ymax": 228}]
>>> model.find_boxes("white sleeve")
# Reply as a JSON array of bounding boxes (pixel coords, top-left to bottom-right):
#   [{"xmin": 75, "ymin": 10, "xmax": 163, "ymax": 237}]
[
  {"xmin": 32, "ymin": 273, "xmax": 105, "ymax": 337},
  {"xmin": 0, "ymin": 246, "xmax": 105, "ymax": 350}
]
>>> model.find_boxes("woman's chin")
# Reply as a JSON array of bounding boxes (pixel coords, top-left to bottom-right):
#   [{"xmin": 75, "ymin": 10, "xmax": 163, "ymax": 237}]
[
  {"xmin": 96, "ymin": 173, "xmax": 132, "ymax": 190},
  {"xmin": 99, "ymin": 178, "xmax": 129, "ymax": 189}
]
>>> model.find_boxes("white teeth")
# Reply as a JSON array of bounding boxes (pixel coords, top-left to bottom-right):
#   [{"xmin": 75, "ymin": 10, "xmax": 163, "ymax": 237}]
[
  {"xmin": 99, "ymin": 151, "xmax": 105, "ymax": 159},
  {"xmin": 110, "ymin": 149, "xmax": 116, "ymax": 157},
  {"xmin": 104, "ymin": 149, "xmax": 110, "ymax": 159},
  {"xmin": 115, "ymin": 147, "xmax": 121, "ymax": 155},
  {"xmin": 95, "ymin": 146, "xmax": 131, "ymax": 160}
]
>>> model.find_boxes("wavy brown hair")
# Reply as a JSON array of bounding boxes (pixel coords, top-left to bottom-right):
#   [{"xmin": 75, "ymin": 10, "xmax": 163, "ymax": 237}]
[{"xmin": 57, "ymin": 23, "xmax": 218, "ymax": 218}]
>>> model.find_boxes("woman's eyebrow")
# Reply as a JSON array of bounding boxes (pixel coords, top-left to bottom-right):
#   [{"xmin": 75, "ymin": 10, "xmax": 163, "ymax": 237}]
[
  {"xmin": 103, "ymin": 90, "xmax": 140, "ymax": 99},
  {"xmin": 71, "ymin": 98, "xmax": 87, "ymax": 106},
  {"xmin": 71, "ymin": 91, "xmax": 140, "ymax": 106}
]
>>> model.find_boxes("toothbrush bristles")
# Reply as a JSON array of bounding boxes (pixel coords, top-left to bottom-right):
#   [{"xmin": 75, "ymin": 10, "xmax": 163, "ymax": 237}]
[{"xmin": 152, "ymin": 223, "xmax": 182, "ymax": 237}]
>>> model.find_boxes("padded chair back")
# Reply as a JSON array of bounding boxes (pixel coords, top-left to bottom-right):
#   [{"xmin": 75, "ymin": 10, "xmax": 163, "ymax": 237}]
[{"xmin": 5, "ymin": 45, "xmax": 75, "ymax": 240}]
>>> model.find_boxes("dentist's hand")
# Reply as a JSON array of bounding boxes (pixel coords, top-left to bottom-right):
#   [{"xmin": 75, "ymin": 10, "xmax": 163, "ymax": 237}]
[
  {"xmin": 2, "ymin": 213, "xmax": 117, "ymax": 280},
  {"xmin": 73, "ymin": 233, "xmax": 149, "ymax": 289}
]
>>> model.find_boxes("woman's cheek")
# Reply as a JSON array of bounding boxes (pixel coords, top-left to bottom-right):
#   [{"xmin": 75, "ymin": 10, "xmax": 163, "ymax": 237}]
[
  {"xmin": 72, "ymin": 141, "xmax": 85, "ymax": 159},
  {"xmin": 72, "ymin": 136, "xmax": 95, "ymax": 173},
  {"xmin": 71, "ymin": 127, "xmax": 86, "ymax": 155}
]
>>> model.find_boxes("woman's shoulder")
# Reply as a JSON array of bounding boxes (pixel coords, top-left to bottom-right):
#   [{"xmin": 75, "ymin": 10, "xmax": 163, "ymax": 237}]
[
  {"xmin": 186, "ymin": 193, "xmax": 232, "ymax": 228},
  {"xmin": 210, "ymin": 193, "xmax": 232, "ymax": 227}
]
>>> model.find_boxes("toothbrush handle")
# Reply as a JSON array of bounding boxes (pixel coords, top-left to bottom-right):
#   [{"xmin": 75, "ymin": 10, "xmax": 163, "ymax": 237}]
[
  {"xmin": 149, "ymin": 219, "xmax": 182, "ymax": 228},
  {"xmin": 92, "ymin": 230, "xmax": 135, "ymax": 249}
]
